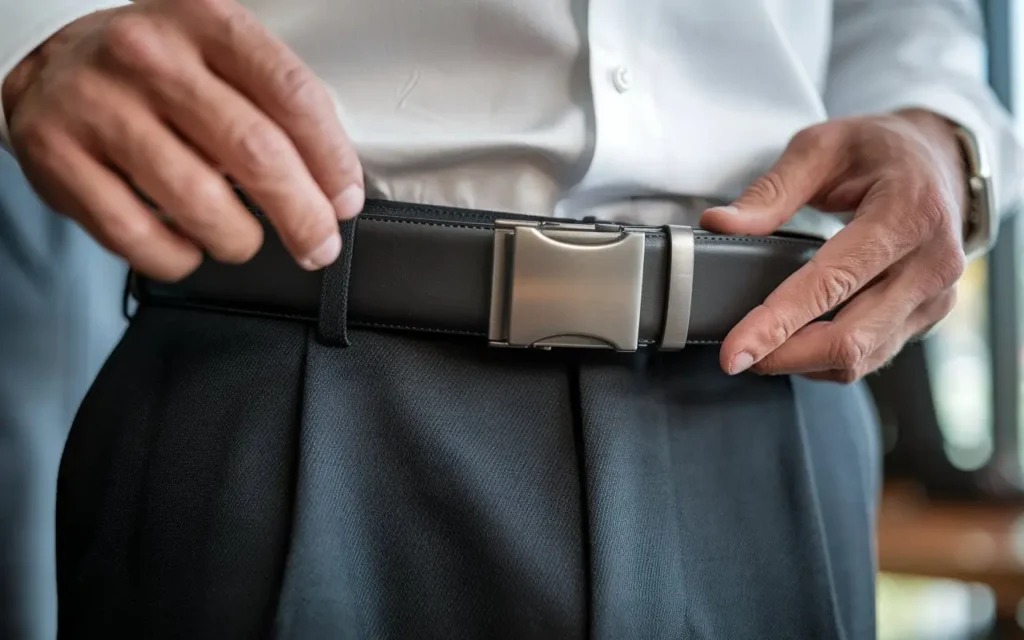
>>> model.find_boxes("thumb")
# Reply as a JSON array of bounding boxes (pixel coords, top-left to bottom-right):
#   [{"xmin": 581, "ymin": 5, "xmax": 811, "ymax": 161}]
[{"xmin": 700, "ymin": 127, "xmax": 839, "ymax": 235}]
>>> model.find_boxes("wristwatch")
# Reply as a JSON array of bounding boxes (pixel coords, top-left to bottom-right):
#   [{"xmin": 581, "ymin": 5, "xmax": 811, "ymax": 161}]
[{"xmin": 952, "ymin": 124, "xmax": 997, "ymax": 259}]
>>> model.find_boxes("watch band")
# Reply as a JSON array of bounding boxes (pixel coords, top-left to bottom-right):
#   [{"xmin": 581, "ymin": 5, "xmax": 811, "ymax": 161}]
[{"xmin": 952, "ymin": 123, "xmax": 997, "ymax": 259}]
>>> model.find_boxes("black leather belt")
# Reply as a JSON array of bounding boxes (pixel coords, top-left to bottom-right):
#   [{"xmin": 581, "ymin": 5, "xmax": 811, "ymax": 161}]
[{"xmin": 133, "ymin": 200, "xmax": 823, "ymax": 349}]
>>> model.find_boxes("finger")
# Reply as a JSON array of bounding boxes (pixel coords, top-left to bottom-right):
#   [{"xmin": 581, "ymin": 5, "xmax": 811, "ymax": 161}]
[
  {"xmin": 19, "ymin": 127, "xmax": 202, "ymax": 281},
  {"xmin": 749, "ymin": 262, "xmax": 933, "ymax": 376},
  {"xmin": 903, "ymin": 287, "xmax": 958, "ymax": 341},
  {"xmin": 90, "ymin": 77, "xmax": 264, "ymax": 264},
  {"xmin": 701, "ymin": 125, "xmax": 844, "ymax": 235},
  {"xmin": 749, "ymin": 268, "xmax": 921, "ymax": 376},
  {"xmin": 800, "ymin": 332, "xmax": 904, "ymax": 384},
  {"xmin": 177, "ymin": 0, "xmax": 364, "ymax": 219},
  {"xmin": 719, "ymin": 185, "xmax": 938, "ymax": 375},
  {"xmin": 99, "ymin": 13, "xmax": 341, "ymax": 270},
  {"xmin": 789, "ymin": 288, "xmax": 957, "ymax": 384}
]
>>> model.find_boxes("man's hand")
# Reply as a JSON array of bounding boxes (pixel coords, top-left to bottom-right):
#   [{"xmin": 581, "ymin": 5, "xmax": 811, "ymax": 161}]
[
  {"xmin": 701, "ymin": 110, "xmax": 968, "ymax": 384},
  {"xmin": 2, "ymin": 0, "xmax": 364, "ymax": 281}
]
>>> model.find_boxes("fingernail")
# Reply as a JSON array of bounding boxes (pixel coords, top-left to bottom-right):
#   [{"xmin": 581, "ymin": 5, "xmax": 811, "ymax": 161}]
[
  {"xmin": 333, "ymin": 184, "xmax": 365, "ymax": 220},
  {"xmin": 299, "ymin": 233, "xmax": 341, "ymax": 271},
  {"xmin": 708, "ymin": 205, "xmax": 740, "ymax": 216},
  {"xmin": 728, "ymin": 352, "xmax": 755, "ymax": 375}
]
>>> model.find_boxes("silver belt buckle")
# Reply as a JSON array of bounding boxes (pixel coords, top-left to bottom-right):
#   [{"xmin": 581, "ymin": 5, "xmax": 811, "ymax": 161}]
[{"xmin": 488, "ymin": 219, "xmax": 646, "ymax": 351}]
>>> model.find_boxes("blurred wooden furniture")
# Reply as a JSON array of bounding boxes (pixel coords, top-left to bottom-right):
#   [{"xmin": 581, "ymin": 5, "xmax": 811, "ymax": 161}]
[{"xmin": 878, "ymin": 481, "xmax": 1024, "ymax": 638}]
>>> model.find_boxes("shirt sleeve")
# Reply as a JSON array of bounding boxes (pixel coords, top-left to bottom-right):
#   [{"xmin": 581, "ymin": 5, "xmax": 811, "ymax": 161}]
[
  {"xmin": 0, "ymin": 0, "xmax": 132, "ymax": 150},
  {"xmin": 825, "ymin": 0, "xmax": 1024, "ymax": 219}
]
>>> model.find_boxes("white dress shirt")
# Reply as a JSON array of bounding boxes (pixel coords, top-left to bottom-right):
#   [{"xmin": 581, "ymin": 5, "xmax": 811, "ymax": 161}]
[{"xmin": 1, "ymin": 0, "xmax": 1021, "ymax": 238}]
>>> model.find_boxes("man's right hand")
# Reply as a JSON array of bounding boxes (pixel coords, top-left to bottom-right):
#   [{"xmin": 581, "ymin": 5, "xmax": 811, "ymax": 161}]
[{"xmin": 2, "ymin": 0, "xmax": 364, "ymax": 281}]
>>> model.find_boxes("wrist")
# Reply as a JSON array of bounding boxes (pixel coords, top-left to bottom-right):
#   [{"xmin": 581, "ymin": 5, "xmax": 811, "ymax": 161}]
[
  {"xmin": 2, "ymin": 10, "xmax": 111, "ymax": 130},
  {"xmin": 2, "ymin": 51, "xmax": 42, "ymax": 126},
  {"xmin": 894, "ymin": 108, "xmax": 970, "ymax": 237}
]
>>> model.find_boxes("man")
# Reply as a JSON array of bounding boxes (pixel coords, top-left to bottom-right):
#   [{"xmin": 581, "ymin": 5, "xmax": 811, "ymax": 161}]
[{"xmin": 1, "ymin": 0, "xmax": 1019, "ymax": 638}]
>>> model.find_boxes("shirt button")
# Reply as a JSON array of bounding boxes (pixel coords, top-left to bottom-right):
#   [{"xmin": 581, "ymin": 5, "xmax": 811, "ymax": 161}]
[{"xmin": 612, "ymin": 66, "xmax": 632, "ymax": 93}]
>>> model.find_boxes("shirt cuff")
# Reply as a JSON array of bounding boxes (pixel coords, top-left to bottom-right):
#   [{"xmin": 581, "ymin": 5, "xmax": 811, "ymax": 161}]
[{"xmin": 0, "ymin": 0, "xmax": 133, "ymax": 152}]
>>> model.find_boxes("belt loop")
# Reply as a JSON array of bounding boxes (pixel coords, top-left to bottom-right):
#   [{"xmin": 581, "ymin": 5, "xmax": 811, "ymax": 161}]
[
  {"xmin": 660, "ymin": 225, "xmax": 694, "ymax": 350},
  {"xmin": 122, "ymin": 269, "xmax": 138, "ymax": 322},
  {"xmin": 317, "ymin": 218, "xmax": 359, "ymax": 347}
]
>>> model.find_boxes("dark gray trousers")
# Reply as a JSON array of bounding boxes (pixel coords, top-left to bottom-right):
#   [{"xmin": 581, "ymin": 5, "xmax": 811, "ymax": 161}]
[{"xmin": 57, "ymin": 304, "xmax": 880, "ymax": 639}]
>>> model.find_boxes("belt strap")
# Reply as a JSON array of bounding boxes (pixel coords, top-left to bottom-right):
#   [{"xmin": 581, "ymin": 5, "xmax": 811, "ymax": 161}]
[{"xmin": 134, "ymin": 200, "xmax": 822, "ymax": 349}]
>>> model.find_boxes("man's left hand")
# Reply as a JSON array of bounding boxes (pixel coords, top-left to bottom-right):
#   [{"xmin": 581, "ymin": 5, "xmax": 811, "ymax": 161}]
[{"xmin": 700, "ymin": 110, "xmax": 968, "ymax": 383}]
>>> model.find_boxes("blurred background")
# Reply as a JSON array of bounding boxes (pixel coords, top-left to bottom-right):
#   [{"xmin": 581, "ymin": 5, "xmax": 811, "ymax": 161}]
[
  {"xmin": 0, "ymin": 97, "xmax": 127, "ymax": 640},
  {"xmin": 4, "ymin": 2, "xmax": 1024, "ymax": 640},
  {"xmin": 874, "ymin": 2, "xmax": 1024, "ymax": 638}
]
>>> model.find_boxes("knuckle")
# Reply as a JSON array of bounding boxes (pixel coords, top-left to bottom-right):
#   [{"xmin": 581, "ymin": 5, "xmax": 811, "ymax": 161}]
[
  {"xmin": 857, "ymin": 220, "xmax": 901, "ymax": 266},
  {"xmin": 188, "ymin": 172, "xmax": 230, "ymax": 204},
  {"xmin": 920, "ymin": 183, "xmax": 952, "ymax": 221},
  {"xmin": 271, "ymin": 64, "xmax": 331, "ymax": 116},
  {"xmin": 832, "ymin": 330, "xmax": 872, "ymax": 370},
  {"xmin": 227, "ymin": 119, "xmax": 289, "ymax": 176},
  {"xmin": 752, "ymin": 304, "xmax": 797, "ymax": 346},
  {"xmin": 812, "ymin": 262, "xmax": 860, "ymax": 311},
  {"xmin": 174, "ymin": 176, "xmax": 264, "ymax": 264},
  {"xmin": 60, "ymin": 68, "xmax": 106, "ymax": 108},
  {"xmin": 11, "ymin": 116, "xmax": 63, "ymax": 166},
  {"xmin": 102, "ymin": 13, "xmax": 162, "ymax": 68},
  {"xmin": 909, "ymin": 183, "xmax": 955, "ymax": 239},
  {"xmin": 767, "ymin": 316, "xmax": 790, "ymax": 346},
  {"xmin": 102, "ymin": 210, "xmax": 155, "ymax": 248},
  {"xmin": 219, "ymin": 2, "xmax": 260, "ymax": 41},
  {"xmin": 934, "ymin": 246, "xmax": 967, "ymax": 288},
  {"xmin": 746, "ymin": 170, "xmax": 787, "ymax": 204}
]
